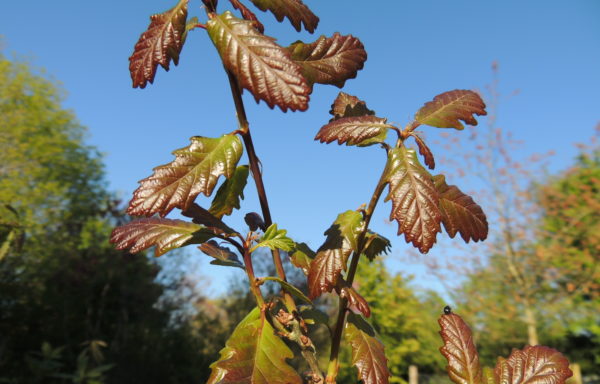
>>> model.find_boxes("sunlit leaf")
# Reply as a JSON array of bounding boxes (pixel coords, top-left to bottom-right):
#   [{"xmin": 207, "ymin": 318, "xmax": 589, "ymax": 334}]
[
  {"xmin": 208, "ymin": 307, "xmax": 302, "ymax": 384},
  {"xmin": 207, "ymin": 11, "xmax": 310, "ymax": 112},
  {"xmin": 262, "ymin": 277, "xmax": 311, "ymax": 304},
  {"xmin": 345, "ymin": 313, "xmax": 390, "ymax": 384},
  {"xmin": 287, "ymin": 33, "xmax": 367, "ymax": 90},
  {"xmin": 315, "ymin": 116, "xmax": 392, "ymax": 147},
  {"xmin": 412, "ymin": 133, "xmax": 435, "ymax": 170},
  {"xmin": 252, "ymin": 224, "xmax": 294, "ymax": 252},
  {"xmin": 494, "ymin": 346, "xmax": 572, "ymax": 384},
  {"xmin": 229, "ymin": 0, "xmax": 265, "ymax": 33},
  {"xmin": 289, "ymin": 242, "xmax": 315, "ymax": 275},
  {"xmin": 414, "ymin": 90, "xmax": 487, "ymax": 130},
  {"xmin": 209, "ymin": 165, "xmax": 249, "ymax": 218},
  {"xmin": 363, "ymin": 231, "xmax": 391, "ymax": 261},
  {"xmin": 438, "ymin": 311, "xmax": 482, "ymax": 384},
  {"xmin": 340, "ymin": 286, "xmax": 371, "ymax": 317},
  {"xmin": 248, "ymin": 0, "xmax": 319, "ymax": 33},
  {"xmin": 329, "ymin": 92, "xmax": 375, "ymax": 121},
  {"xmin": 199, "ymin": 240, "xmax": 244, "ymax": 269},
  {"xmin": 307, "ymin": 210, "xmax": 364, "ymax": 299},
  {"xmin": 433, "ymin": 175, "xmax": 488, "ymax": 243},
  {"xmin": 129, "ymin": 0, "xmax": 188, "ymax": 88},
  {"xmin": 384, "ymin": 146, "xmax": 441, "ymax": 253},
  {"xmin": 110, "ymin": 218, "xmax": 207, "ymax": 257},
  {"xmin": 127, "ymin": 135, "xmax": 243, "ymax": 217}
]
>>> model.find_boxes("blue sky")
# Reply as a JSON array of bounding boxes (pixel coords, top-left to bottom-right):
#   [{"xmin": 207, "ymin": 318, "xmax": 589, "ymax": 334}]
[{"xmin": 1, "ymin": 1, "xmax": 599, "ymax": 296}]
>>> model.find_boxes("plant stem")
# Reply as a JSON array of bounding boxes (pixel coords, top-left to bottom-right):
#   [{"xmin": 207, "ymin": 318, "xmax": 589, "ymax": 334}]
[
  {"xmin": 325, "ymin": 168, "xmax": 388, "ymax": 383},
  {"xmin": 243, "ymin": 247, "xmax": 264, "ymax": 307}
]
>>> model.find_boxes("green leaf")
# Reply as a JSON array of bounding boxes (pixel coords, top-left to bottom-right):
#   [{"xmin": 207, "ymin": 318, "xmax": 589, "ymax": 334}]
[
  {"xmin": 209, "ymin": 165, "xmax": 249, "ymax": 218},
  {"xmin": 247, "ymin": 0, "xmax": 319, "ymax": 33},
  {"xmin": 298, "ymin": 305, "xmax": 329, "ymax": 326},
  {"xmin": 315, "ymin": 116, "xmax": 392, "ymax": 147},
  {"xmin": 208, "ymin": 307, "xmax": 302, "ymax": 384},
  {"xmin": 287, "ymin": 33, "xmax": 367, "ymax": 90},
  {"xmin": 494, "ymin": 346, "xmax": 572, "ymax": 384},
  {"xmin": 362, "ymin": 231, "xmax": 391, "ymax": 261},
  {"xmin": 384, "ymin": 146, "xmax": 441, "ymax": 253},
  {"xmin": 414, "ymin": 90, "xmax": 487, "ymax": 130},
  {"xmin": 207, "ymin": 11, "xmax": 310, "ymax": 112},
  {"xmin": 129, "ymin": 0, "xmax": 188, "ymax": 88},
  {"xmin": 411, "ymin": 133, "xmax": 435, "ymax": 170},
  {"xmin": 252, "ymin": 224, "xmax": 294, "ymax": 252},
  {"xmin": 262, "ymin": 277, "xmax": 311, "ymax": 304},
  {"xmin": 110, "ymin": 218, "xmax": 207, "ymax": 257},
  {"xmin": 199, "ymin": 240, "xmax": 244, "ymax": 269},
  {"xmin": 307, "ymin": 210, "xmax": 364, "ymax": 299},
  {"xmin": 127, "ymin": 135, "xmax": 243, "ymax": 217},
  {"xmin": 433, "ymin": 175, "xmax": 488, "ymax": 243},
  {"xmin": 344, "ymin": 313, "xmax": 391, "ymax": 384},
  {"xmin": 289, "ymin": 242, "xmax": 315, "ymax": 275},
  {"xmin": 438, "ymin": 311, "xmax": 482, "ymax": 384},
  {"xmin": 340, "ymin": 286, "xmax": 371, "ymax": 317},
  {"xmin": 329, "ymin": 92, "xmax": 375, "ymax": 121}
]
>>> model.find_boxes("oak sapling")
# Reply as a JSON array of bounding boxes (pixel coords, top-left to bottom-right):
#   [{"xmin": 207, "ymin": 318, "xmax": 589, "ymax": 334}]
[{"xmin": 110, "ymin": 1, "xmax": 573, "ymax": 383}]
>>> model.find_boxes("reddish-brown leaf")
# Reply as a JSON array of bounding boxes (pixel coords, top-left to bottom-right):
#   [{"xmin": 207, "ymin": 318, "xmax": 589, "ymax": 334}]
[
  {"xmin": 287, "ymin": 33, "xmax": 367, "ymax": 90},
  {"xmin": 384, "ymin": 146, "xmax": 441, "ymax": 253},
  {"xmin": 494, "ymin": 346, "xmax": 572, "ymax": 384},
  {"xmin": 345, "ymin": 313, "xmax": 391, "ymax": 384},
  {"xmin": 248, "ymin": 0, "xmax": 319, "ymax": 33},
  {"xmin": 415, "ymin": 90, "xmax": 487, "ymax": 130},
  {"xmin": 433, "ymin": 175, "xmax": 488, "ymax": 243},
  {"xmin": 411, "ymin": 133, "xmax": 435, "ymax": 170},
  {"xmin": 439, "ymin": 312, "xmax": 482, "ymax": 384},
  {"xmin": 129, "ymin": 0, "xmax": 188, "ymax": 88},
  {"xmin": 229, "ymin": 0, "xmax": 265, "ymax": 33},
  {"xmin": 207, "ymin": 11, "xmax": 310, "ymax": 112},
  {"xmin": 315, "ymin": 116, "xmax": 392, "ymax": 147},
  {"xmin": 340, "ymin": 286, "xmax": 371, "ymax": 317},
  {"xmin": 127, "ymin": 135, "xmax": 243, "ymax": 217},
  {"xmin": 307, "ymin": 210, "xmax": 363, "ymax": 299},
  {"xmin": 329, "ymin": 92, "xmax": 375, "ymax": 121},
  {"xmin": 110, "ymin": 218, "xmax": 204, "ymax": 257}
]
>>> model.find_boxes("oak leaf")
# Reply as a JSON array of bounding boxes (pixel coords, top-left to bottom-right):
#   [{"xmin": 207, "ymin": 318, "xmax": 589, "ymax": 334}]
[
  {"xmin": 199, "ymin": 240, "xmax": 244, "ymax": 269},
  {"xmin": 329, "ymin": 92, "xmax": 375, "ymax": 121},
  {"xmin": 340, "ymin": 286, "xmax": 371, "ymax": 317},
  {"xmin": 494, "ymin": 346, "xmax": 572, "ymax": 384},
  {"xmin": 384, "ymin": 147, "xmax": 441, "ymax": 253},
  {"xmin": 345, "ymin": 313, "xmax": 391, "ymax": 384},
  {"xmin": 127, "ymin": 135, "xmax": 243, "ymax": 217},
  {"xmin": 248, "ymin": 0, "xmax": 319, "ymax": 33},
  {"xmin": 315, "ymin": 116, "xmax": 392, "ymax": 147},
  {"xmin": 252, "ymin": 224, "xmax": 294, "ymax": 252},
  {"xmin": 439, "ymin": 312, "xmax": 483, "ymax": 384},
  {"xmin": 207, "ymin": 11, "xmax": 310, "ymax": 112},
  {"xmin": 412, "ymin": 133, "xmax": 436, "ymax": 170},
  {"xmin": 229, "ymin": 0, "xmax": 265, "ymax": 33},
  {"xmin": 209, "ymin": 165, "xmax": 249, "ymax": 218},
  {"xmin": 129, "ymin": 0, "xmax": 188, "ymax": 88},
  {"xmin": 415, "ymin": 90, "xmax": 486, "ymax": 130}
]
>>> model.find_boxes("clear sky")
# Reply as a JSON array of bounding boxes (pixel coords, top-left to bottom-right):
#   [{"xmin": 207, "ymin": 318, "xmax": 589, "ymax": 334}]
[{"xmin": 1, "ymin": 1, "xmax": 599, "ymax": 296}]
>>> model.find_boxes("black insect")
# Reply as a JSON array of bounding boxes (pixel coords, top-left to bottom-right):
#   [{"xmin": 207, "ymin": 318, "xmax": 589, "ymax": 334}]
[{"xmin": 443, "ymin": 305, "xmax": 452, "ymax": 315}]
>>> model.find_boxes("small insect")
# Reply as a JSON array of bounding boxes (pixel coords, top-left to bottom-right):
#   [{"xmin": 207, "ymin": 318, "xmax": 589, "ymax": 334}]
[{"xmin": 443, "ymin": 305, "xmax": 452, "ymax": 315}]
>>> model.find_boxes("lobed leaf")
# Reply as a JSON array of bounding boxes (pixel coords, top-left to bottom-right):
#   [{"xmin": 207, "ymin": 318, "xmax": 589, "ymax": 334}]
[
  {"xmin": 345, "ymin": 313, "xmax": 391, "ymax": 384},
  {"xmin": 110, "ymin": 218, "xmax": 205, "ymax": 257},
  {"xmin": 329, "ymin": 92, "xmax": 375, "ymax": 121},
  {"xmin": 287, "ymin": 33, "xmax": 367, "ymax": 90},
  {"xmin": 363, "ymin": 231, "xmax": 391, "ymax": 261},
  {"xmin": 209, "ymin": 165, "xmax": 250, "ymax": 218},
  {"xmin": 129, "ymin": 0, "xmax": 188, "ymax": 88},
  {"xmin": 229, "ymin": 0, "xmax": 265, "ymax": 33},
  {"xmin": 252, "ymin": 224, "xmax": 294, "ymax": 252},
  {"xmin": 438, "ymin": 311, "xmax": 482, "ymax": 384},
  {"xmin": 307, "ymin": 210, "xmax": 364, "ymax": 299},
  {"xmin": 127, "ymin": 135, "xmax": 243, "ymax": 217},
  {"xmin": 248, "ymin": 0, "xmax": 319, "ymax": 33},
  {"xmin": 208, "ymin": 307, "xmax": 302, "ymax": 384},
  {"xmin": 207, "ymin": 11, "xmax": 310, "ymax": 112},
  {"xmin": 199, "ymin": 240, "xmax": 244, "ymax": 269},
  {"xmin": 315, "ymin": 116, "xmax": 392, "ymax": 147},
  {"xmin": 340, "ymin": 286, "xmax": 371, "ymax": 317},
  {"xmin": 494, "ymin": 346, "xmax": 572, "ymax": 384},
  {"xmin": 384, "ymin": 146, "xmax": 441, "ymax": 253},
  {"xmin": 412, "ymin": 133, "xmax": 435, "ymax": 170},
  {"xmin": 414, "ymin": 90, "xmax": 487, "ymax": 130},
  {"xmin": 433, "ymin": 175, "xmax": 488, "ymax": 243},
  {"xmin": 288, "ymin": 242, "xmax": 315, "ymax": 275}
]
